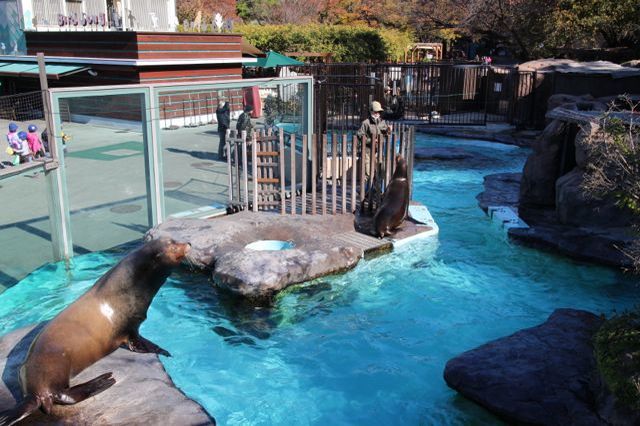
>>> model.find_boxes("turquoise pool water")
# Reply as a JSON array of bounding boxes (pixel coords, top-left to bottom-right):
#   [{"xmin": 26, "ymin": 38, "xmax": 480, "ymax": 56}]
[{"xmin": 1, "ymin": 135, "xmax": 638, "ymax": 425}]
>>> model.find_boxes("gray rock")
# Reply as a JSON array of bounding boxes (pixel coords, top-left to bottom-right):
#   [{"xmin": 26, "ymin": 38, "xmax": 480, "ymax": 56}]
[
  {"xmin": 556, "ymin": 169, "xmax": 634, "ymax": 228},
  {"xmin": 0, "ymin": 324, "xmax": 214, "ymax": 425},
  {"xmin": 476, "ymin": 172, "xmax": 521, "ymax": 212},
  {"xmin": 146, "ymin": 213, "xmax": 366, "ymax": 300},
  {"xmin": 519, "ymin": 119, "xmax": 566, "ymax": 207},
  {"xmin": 508, "ymin": 223, "xmax": 635, "ymax": 268},
  {"xmin": 444, "ymin": 309, "xmax": 606, "ymax": 426}
]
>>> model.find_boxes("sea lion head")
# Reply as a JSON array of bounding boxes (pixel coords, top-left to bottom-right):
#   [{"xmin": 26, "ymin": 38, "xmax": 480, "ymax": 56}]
[
  {"xmin": 393, "ymin": 155, "xmax": 408, "ymax": 179},
  {"xmin": 150, "ymin": 238, "xmax": 191, "ymax": 266}
]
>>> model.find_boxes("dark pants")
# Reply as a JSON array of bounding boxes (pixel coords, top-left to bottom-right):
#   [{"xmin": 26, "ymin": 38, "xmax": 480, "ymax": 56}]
[{"xmin": 218, "ymin": 127, "xmax": 228, "ymax": 159}]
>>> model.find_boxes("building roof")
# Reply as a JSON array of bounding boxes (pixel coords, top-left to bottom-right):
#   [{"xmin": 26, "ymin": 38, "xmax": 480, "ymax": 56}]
[
  {"xmin": 249, "ymin": 51, "xmax": 303, "ymax": 68},
  {"xmin": 0, "ymin": 61, "xmax": 88, "ymax": 79}
]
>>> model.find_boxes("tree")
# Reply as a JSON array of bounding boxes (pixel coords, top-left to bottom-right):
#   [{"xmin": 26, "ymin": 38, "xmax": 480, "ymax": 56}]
[
  {"xmin": 581, "ymin": 97, "xmax": 640, "ymax": 272},
  {"xmin": 548, "ymin": 0, "xmax": 640, "ymax": 50},
  {"xmin": 177, "ymin": 0, "xmax": 237, "ymax": 24}
]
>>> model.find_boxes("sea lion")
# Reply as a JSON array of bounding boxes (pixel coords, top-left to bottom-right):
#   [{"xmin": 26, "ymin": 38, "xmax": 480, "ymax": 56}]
[
  {"xmin": 373, "ymin": 155, "xmax": 410, "ymax": 238},
  {"xmin": 0, "ymin": 238, "xmax": 190, "ymax": 426}
]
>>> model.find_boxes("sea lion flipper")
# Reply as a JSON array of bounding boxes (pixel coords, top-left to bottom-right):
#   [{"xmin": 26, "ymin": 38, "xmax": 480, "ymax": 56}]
[
  {"xmin": 55, "ymin": 372, "xmax": 116, "ymax": 405},
  {"xmin": 0, "ymin": 395, "xmax": 40, "ymax": 426},
  {"xmin": 127, "ymin": 334, "xmax": 171, "ymax": 357}
]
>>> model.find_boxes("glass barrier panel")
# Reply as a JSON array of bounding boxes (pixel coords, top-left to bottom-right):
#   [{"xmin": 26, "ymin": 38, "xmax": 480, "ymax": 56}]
[
  {"xmin": 56, "ymin": 92, "xmax": 151, "ymax": 254},
  {"xmin": 0, "ymin": 168, "xmax": 54, "ymax": 291}
]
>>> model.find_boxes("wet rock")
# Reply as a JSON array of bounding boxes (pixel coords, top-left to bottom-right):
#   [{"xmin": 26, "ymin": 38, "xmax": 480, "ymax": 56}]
[
  {"xmin": 414, "ymin": 147, "xmax": 475, "ymax": 161},
  {"xmin": 0, "ymin": 324, "xmax": 214, "ymax": 425},
  {"xmin": 444, "ymin": 309, "xmax": 611, "ymax": 425},
  {"xmin": 476, "ymin": 172, "xmax": 521, "ymax": 212},
  {"xmin": 508, "ymin": 224, "xmax": 635, "ymax": 268}
]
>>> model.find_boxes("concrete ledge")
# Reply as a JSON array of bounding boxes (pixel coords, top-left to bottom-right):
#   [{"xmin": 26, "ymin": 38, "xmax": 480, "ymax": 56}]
[{"xmin": 0, "ymin": 324, "xmax": 215, "ymax": 425}]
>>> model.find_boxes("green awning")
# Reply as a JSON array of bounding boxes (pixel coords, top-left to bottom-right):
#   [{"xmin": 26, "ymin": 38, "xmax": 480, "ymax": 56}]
[
  {"xmin": 246, "ymin": 51, "xmax": 304, "ymax": 68},
  {"xmin": 0, "ymin": 61, "xmax": 88, "ymax": 79}
]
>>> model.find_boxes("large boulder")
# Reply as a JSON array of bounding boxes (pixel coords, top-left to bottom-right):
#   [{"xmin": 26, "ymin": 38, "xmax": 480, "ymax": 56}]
[
  {"xmin": 0, "ymin": 325, "xmax": 214, "ymax": 425},
  {"xmin": 519, "ymin": 119, "xmax": 566, "ymax": 208},
  {"xmin": 444, "ymin": 309, "xmax": 626, "ymax": 425},
  {"xmin": 146, "ymin": 213, "xmax": 370, "ymax": 300},
  {"xmin": 555, "ymin": 169, "xmax": 634, "ymax": 228}
]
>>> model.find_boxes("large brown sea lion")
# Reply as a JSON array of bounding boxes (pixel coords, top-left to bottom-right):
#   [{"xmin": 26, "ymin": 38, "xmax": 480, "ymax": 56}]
[
  {"xmin": 373, "ymin": 155, "xmax": 410, "ymax": 238},
  {"xmin": 0, "ymin": 238, "xmax": 190, "ymax": 426}
]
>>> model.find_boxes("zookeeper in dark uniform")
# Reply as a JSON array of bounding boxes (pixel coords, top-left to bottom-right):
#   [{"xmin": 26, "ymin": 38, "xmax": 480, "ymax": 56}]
[{"xmin": 357, "ymin": 100, "xmax": 392, "ymax": 177}]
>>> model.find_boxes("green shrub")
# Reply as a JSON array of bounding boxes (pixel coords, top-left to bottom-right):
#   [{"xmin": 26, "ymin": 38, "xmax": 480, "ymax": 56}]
[
  {"xmin": 236, "ymin": 24, "xmax": 414, "ymax": 62},
  {"xmin": 594, "ymin": 310, "xmax": 640, "ymax": 410}
]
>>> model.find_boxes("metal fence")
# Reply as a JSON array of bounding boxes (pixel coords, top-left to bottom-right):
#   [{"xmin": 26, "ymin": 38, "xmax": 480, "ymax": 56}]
[{"xmin": 286, "ymin": 62, "xmax": 540, "ymax": 130}]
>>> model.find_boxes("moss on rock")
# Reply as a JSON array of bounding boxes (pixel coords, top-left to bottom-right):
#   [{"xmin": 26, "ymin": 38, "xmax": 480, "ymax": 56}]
[{"xmin": 594, "ymin": 310, "xmax": 640, "ymax": 411}]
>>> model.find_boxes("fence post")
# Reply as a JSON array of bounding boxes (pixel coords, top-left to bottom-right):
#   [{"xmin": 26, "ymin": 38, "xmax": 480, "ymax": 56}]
[
  {"xmin": 242, "ymin": 130, "xmax": 249, "ymax": 210},
  {"xmin": 351, "ymin": 135, "xmax": 357, "ymax": 213},
  {"xmin": 251, "ymin": 131, "xmax": 258, "ymax": 212},
  {"xmin": 290, "ymin": 133, "xmax": 297, "ymax": 215},
  {"xmin": 322, "ymin": 133, "xmax": 327, "ymax": 215},
  {"xmin": 279, "ymin": 128, "xmax": 286, "ymax": 215},
  {"xmin": 302, "ymin": 134, "xmax": 307, "ymax": 215},
  {"xmin": 226, "ymin": 129, "xmax": 233, "ymax": 203},
  {"xmin": 341, "ymin": 133, "xmax": 347, "ymax": 214},
  {"xmin": 332, "ymin": 132, "xmax": 338, "ymax": 215},
  {"xmin": 408, "ymin": 126, "xmax": 415, "ymax": 201},
  {"xmin": 311, "ymin": 134, "xmax": 317, "ymax": 215}
]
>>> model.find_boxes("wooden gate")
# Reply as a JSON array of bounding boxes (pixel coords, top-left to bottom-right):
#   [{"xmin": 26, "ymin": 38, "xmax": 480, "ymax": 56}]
[{"xmin": 226, "ymin": 125, "xmax": 415, "ymax": 216}]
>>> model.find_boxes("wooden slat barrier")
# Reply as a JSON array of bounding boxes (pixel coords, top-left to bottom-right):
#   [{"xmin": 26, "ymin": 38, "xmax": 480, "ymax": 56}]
[
  {"xmin": 302, "ymin": 134, "xmax": 308, "ymax": 215},
  {"xmin": 331, "ymin": 134, "xmax": 337, "ymax": 215},
  {"xmin": 227, "ymin": 126, "xmax": 415, "ymax": 216}
]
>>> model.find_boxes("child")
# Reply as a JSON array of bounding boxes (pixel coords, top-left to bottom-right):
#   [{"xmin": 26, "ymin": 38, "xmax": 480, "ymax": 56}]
[
  {"xmin": 26, "ymin": 124, "xmax": 45, "ymax": 158},
  {"xmin": 6, "ymin": 122, "xmax": 21, "ymax": 166},
  {"xmin": 15, "ymin": 131, "xmax": 33, "ymax": 164}
]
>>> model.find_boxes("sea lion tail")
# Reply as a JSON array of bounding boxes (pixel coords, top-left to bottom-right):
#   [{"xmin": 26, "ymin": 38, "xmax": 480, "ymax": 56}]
[{"xmin": 0, "ymin": 395, "xmax": 40, "ymax": 426}]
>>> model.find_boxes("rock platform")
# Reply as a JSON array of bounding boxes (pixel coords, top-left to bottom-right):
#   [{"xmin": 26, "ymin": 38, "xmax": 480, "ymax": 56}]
[
  {"xmin": 146, "ymin": 210, "xmax": 436, "ymax": 300},
  {"xmin": 0, "ymin": 324, "xmax": 214, "ymax": 425}
]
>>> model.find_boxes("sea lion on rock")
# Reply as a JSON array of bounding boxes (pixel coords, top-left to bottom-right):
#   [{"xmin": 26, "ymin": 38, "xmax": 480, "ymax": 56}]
[
  {"xmin": 373, "ymin": 156, "xmax": 410, "ymax": 238},
  {"xmin": 0, "ymin": 238, "xmax": 190, "ymax": 426}
]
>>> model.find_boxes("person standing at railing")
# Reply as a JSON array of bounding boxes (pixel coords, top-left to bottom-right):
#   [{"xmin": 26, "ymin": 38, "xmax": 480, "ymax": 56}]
[
  {"xmin": 234, "ymin": 105, "xmax": 254, "ymax": 167},
  {"xmin": 15, "ymin": 131, "xmax": 33, "ymax": 164},
  {"xmin": 27, "ymin": 124, "xmax": 46, "ymax": 159},
  {"xmin": 216, "ymin": 99, "xmax": 230, "ymax": 160},
  {"xmin": 357, "ymin": 101, "xmax": 392, "ymax": 178}
]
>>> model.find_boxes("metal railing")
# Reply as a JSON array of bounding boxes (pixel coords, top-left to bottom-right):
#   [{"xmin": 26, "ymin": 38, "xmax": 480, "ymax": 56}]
[{"xmin": 285, "ymin": 62, "xmax": 540, "ymax": 130}]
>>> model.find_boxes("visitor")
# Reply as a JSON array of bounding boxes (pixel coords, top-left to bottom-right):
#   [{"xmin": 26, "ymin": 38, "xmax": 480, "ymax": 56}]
[
  {"xmin": 15, "ymin": 131, "xmax": 33, "ymax": 164},
  {"xmin": 216, "ymin": 99, "xmax": 231, "ymax": 160},
  {"xmin": 383, "ymin": 87, "xmax": 404, "ymax": 120},
  {"xmin": 357, "ymin": 100, "xmax": 392, "ymax": 178},
  {"xmin": 236, "ymin": 104, "xmax": 254, "ymax": 137},
  {"xmin": 5, "ymin": 122, "xmax": 21, "ymax": 167},
  {"xmin": 26, "ymin": 124, "xmax": 46, "ymax": 159}
]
